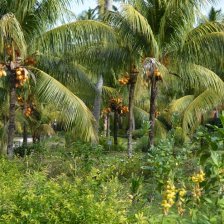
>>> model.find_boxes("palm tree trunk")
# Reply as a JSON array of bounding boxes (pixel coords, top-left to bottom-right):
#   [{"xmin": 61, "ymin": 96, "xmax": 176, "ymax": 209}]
[
  {"xmin": 106, "ymin": 114, "xmax": 110, "ymax": 137},
  {"xmin": 132, "ymin": 115, "xmax": 135, "ymax": 131},
  {"xmin": 127, "ymin": 82, "xmax": 136, "ymax": 157},
  {"xmin": 22, "ymin": 122, "xmax": 28, "ymax": 147},
  {"xmin": 148, "ymin": 76, "xmax": 157, "ymax": 149},
  {"xmin": 98, "ymin": 0, "xmax": 113, "ymax": 16},
  {"xmin": 22, "ymin": 101, "xmax": 28, "ymax": 147},
  {"xmin": 114, "ymin": 111, "xmax": 118, "ymax": 145},
  {"xmin": 93, "ymin": 75, "xmax": 103, "ymax": 134},
  {"xmin": 105, "ymin": 0, "xmax": 113, "ymax": 11},
  {"xmin": 103, "ymin": 116, "xmax": 107, "ymax": 137},
  {"xmin": 7, "ymin": 75, "xmax": 16, "ymax": 158}
]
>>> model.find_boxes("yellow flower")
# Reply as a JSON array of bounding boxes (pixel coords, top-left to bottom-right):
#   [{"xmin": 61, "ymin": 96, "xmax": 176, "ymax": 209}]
[
  {"xmin": 166, "ymin": 192, "xmax": 175, "ymax": 199},
  {"xmin": 161, "ymin": 200, "xmax": 172, "ymax": 208},
  {"xmin": 191, "ymin": 170, "xmax": 205, "ymax": 183},
  {"xmin": 192, "ymin": 176, "xmax": 198, "ymax": 183},
  {"xmin": 179, "ymin": 188, "xmax": 186, "ymax": 197},
  {"xmin": 168, "ymin": 199, "xmax": 175, "ymax": 205}
]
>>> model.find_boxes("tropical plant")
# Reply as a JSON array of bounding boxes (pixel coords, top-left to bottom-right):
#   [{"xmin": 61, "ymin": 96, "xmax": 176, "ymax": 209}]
[
  {"xmin": 0, "ymin": 0, "xmax": 118, "ymax": 156},
  {"xmin": 106, "ymin": 0, "xmax": 224, "ymax": 149}
]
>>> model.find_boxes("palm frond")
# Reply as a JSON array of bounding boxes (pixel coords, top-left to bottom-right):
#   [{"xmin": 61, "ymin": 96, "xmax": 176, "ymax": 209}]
[
  {"xmin": 29, "ymin": 67, "xmax": 97, "ymax": 142},
  {"xmin": 155, "ymin": 119, "xmax": 168, "ymax": 139},
  {"xmin": 34, "ymin": 124, "xmax": 55, "ymax": 137},
  {"xmin": 159, "ymin": 0, "xmax": 197, "ymax": 46},
  {"xmin": 102, "ymin": 86, "xmax": 119, "ymax": 98},
  {"xmin": 107, "ymin": 4, "xmax": 158, "ymax": 57},
  {"xmin": 134, "ymin": 106, "xmax": 148, "ymax": 120},
  {"xmin": 73, "ymin": 43, "xmax": 131, "ymax": 73},
  {"xmin": 37, "ymin": 54, "xmax": 96, "ymax": 92},
  {"xmin": 182, "ymin": 89, "xmax": 224, "ymax": 133},
  {"xmin": 169, "ymin": 95, "xmax": 195, "ymax": 114},
  {"xmin": 185, "ymin": 21, "xmax": 224, "ymax": 43},
  {"xmin": 177, "ymin": 64, "xmax": 224, "ymax": 93},
  {"xmin": 182, "ymin": 31, "xmax": 224, "ymax": 66},
  {"xmin": 0, "ymin": 13, "xmax": 26, "ymax": 58},
  {"xmin": 33, "ymin": 0, "xmax": 72, "ymax": 25},
  {"xmin": 33, "ymin": 20, "xmax": 117, "ymax": 54}
]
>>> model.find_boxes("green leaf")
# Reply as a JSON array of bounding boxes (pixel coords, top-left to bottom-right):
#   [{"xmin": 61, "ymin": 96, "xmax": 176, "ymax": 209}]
[{"xmin": 210, "ymin": 151, "xmax": 220, "ymax": 166}]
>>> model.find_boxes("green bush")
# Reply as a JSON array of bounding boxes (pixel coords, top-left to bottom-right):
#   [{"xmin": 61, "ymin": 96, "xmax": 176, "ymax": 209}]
[
  {"xmin": 99, "ymin": 136, "xmax": 126, "ymax": 152},
  {"xmin": 14, "ymin": 143, "xmax": 46, "ymax": 157},
  {"xmin": 0, "ymin": 158, "xmax": 131, "ymax": 224},
  {"xmin": 132, "ymin": 129, "xmax": 146, "ymax": 139},
  {"xmin": 1, "ymin": 125, "xmax": 224, "ymax": 224},
  {"xmin": 135, "ymin": 135, "xmax": 149, "ymax": 152}
]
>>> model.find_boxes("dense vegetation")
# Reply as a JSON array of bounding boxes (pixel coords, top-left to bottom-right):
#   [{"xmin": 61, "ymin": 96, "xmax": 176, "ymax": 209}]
[
  {"xmin": 0, "ymin": 0, "xmax": 224, "ymax": 223},
  {"xmin": 1, "ymin": 121, "xmax": 224, "ymax": 223}
]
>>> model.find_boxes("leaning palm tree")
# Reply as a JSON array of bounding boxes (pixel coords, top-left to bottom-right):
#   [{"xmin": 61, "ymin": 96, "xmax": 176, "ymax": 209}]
[
  {"xmin": 0, "ymin": 0, "xmax": 117, "ymax": 157},
  {"xmin": 106, "ymin": 0, "xmax": 224, "ymax": 149}
]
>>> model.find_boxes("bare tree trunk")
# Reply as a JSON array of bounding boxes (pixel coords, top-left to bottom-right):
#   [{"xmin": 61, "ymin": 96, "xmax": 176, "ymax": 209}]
[
  {"xmin": 93, "ymin": 75, "xmax": 103, "ymax": 134},
  {"xmin": 148, "ymin": 76, "xmax": 157, "ymax": 149},
  {"xmin": 22, "ymin": 122, "xmax": 28, "ymax": 147},
  {"xmin": 103, "ymin": 116, "xmax": 107, "ymax": 137},
  {"xmin": 7, "ymin": 73, "xmax": 16, "ymax": 158},
  {"xmin": 22, "ymin": 101, "xmax": 28, "ymax": 147},
  {"xmin": 114, "ymin": 111, "xmax": 118, "ymax": 145},
  {"xmin": 127, "ymin": 82, "xmax": 136, "ymax": 157},
  {"xmin": 106, "ymin": 114, "xmax": 110, "ymax": 137},
  {"xmin": 132, "ymin": 115, "xmax": 135, "ymax": 132},
  {"xmin": 105, "ymin": 0, "xmax": 113, "ymax": 11}
]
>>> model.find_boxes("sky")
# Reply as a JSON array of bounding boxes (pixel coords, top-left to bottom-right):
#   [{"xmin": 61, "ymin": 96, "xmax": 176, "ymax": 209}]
[{"xmin": 71, "ymin": 0, "xmax": 224, "ymax": 15}]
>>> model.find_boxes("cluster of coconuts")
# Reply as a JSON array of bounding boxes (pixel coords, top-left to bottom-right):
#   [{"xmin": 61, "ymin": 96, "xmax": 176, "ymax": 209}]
[
  {"xmin": 146, "ymin": 67, "xmax": 162, "ymax": 81},
  {"xmin": 17, "ymin": 96, "xmax": 32, "ymax": 117},
  {"xmin": 118, "ymin": 75, "xmax": 130, "ymax": 85},
  {"xmin": 109, "ymin": 97, "xmax": 123, "ymax": 111},
  {"xmin": 109, "ymin": 97, "xmax": 129, "ymax": 115},
  {"xmin": 101, "ymin": 107, "xmax": 111, "ymax": 116},
  {"xmin": 0, "ymin": 64, "xmax": 7, "ymax": 77},
  {"xmin": 154, "ymin": 68, "xmax": 162, "ymax": 81},
  {"xmin": 155, "ymin": 111, "xmax": 160, "ymax": 118},
  {"xmin": 15, "ymin": 67, "xmax": 28, "ymax": 88},
  {"xmin": 24, "ymin": 106, "xmax": 32, "ymax": 117},
  {"xmin": 119, "ymin": 105, "xmax": 129, "ymax": 115},
  {"xmin": 17, "ymin": 96, "xmax": 23, "ymax": 105},
  {"xmin": 0, "ymin": 69, "xmax": 7, "ymax": 78}
]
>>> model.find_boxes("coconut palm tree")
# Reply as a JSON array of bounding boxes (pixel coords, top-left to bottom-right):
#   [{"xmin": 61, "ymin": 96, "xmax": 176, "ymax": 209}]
[
  {"xmin": 91, "ymin": 0, "xmax": 114, "ymax": 134},
  {"xmin": 0, "ymin": 0, "xmax": 117, "ymax": 157},
  {"xmin": 106, "ymin": 0, "xmax": 224, "ymax": 149},
  {"xmin": 74, "ymin": 1, "xmax": 115, "ymax": 135}
]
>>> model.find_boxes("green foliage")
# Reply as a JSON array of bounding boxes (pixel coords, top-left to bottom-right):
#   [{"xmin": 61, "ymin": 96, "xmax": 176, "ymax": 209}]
[
  {"xmin": 68, "ymin": 141, "xmax": 104, "ymax": 157},
  {"xmin": 135, "ymin": 135, "xmax": 149, "ymax": 152},
  {"xmin": 99, "ymin": 136, "xmax": 126, "ymax": 152},
  {"xmin": 187, "ymin": 116, "xmax": 224, "ymax": 221},
  {"xmin": 2, "ymin": 117, "xmax": 224, "ymax": 223},
  {"xmin": 0, "ymin": 159, "xmax": 129, "ymax": 223},
  {"xmin": 14, "ymin": 143, "xmax": 46, "ymax": 157},
  {"xmin": 132, "ymin": 120, "xmax": 150, "ymax": 140},
  {"xmin": 132, "ymin": 129, "xmax": 146, "ymax": 139},
  {"xmin": 144, "ymin": 136, "xmax": 192, "ymax": 187}
]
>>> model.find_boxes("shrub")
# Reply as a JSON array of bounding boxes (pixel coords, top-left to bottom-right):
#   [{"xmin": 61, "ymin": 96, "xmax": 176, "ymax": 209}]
[
  {"xmin": 135, "ymin": 136, "xmax": 149, "ymax": 152},
  {"xmin": 99, "ymin": 136, "xmax": 126, "ymax": 152},
  {"xmin": 0, "ymin": 158, "xmax": 131, "ymax": 224},
  {"xmin": 14, "ymin": 143, "xmax": 46, "ymax": 157}
]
